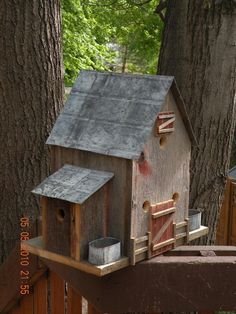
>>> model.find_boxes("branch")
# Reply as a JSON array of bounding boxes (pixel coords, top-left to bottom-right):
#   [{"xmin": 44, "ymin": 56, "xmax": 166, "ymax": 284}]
[
  {"xmin": 127, "ymin": 0, "xmax": 153, "ymax": 6},
  {"xmin": 154, "ymin": 0, "xmax": 167, "ymax": 21},
  {"xmin": 81, "ymin": 0, "xmax": 120, "ymax": 7}
]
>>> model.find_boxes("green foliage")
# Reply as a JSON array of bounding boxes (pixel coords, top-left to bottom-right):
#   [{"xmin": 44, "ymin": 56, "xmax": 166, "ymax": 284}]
[
  {"xmin": 62, "ymin": 0, "xmax": 163, "ymax": 85},
  {"xmin": 62, "ymin": 0, "xmax": 116, "ymax": 85}
]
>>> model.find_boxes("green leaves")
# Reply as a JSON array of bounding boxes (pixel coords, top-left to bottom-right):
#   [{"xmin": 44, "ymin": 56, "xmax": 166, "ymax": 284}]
[{"xmin": 62, "ymin": 0, "xmax": 163, "ymax": 85}]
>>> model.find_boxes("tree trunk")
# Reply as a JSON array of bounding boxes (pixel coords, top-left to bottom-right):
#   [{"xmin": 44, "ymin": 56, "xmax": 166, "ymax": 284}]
[
  {"xmin": 158, "ymin": 0, "xmax": 236, "ymax": 244},
  {"xmin": 0, "ymin": 1, "xmax": 63, "ymax": 262}
]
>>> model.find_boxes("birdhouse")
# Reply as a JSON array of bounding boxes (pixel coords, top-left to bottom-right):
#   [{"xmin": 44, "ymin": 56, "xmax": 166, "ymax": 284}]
[{"xmin": 23, "ymin": 70, "xmax": 208, "ymax": 276}]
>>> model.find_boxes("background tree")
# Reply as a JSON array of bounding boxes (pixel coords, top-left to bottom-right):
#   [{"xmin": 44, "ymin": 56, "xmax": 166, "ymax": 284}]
[
  {"xmin": 0, "ymin": 1, "xmax": 63, "ymax": 263},
  {"xmin": 158, "ymin": 0, "xmax": 236, "ymax": 243},
  {"xmin": 62, "ymin": 0, "xmax": 162, "ymax": 85}
]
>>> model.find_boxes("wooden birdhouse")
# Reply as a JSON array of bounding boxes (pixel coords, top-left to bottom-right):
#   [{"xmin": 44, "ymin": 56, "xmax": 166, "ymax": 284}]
[{"xmin": 23, "ymin": 70, "xmax": 208, "ymax": 276}]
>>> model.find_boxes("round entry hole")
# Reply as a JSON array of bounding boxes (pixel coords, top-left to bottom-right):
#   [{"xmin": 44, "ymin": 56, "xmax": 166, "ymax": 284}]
[
  {"xmin": 142, "ymin": 200, "xmax": 151, "ymax": 213},
  {"xmin": 159, "ymin": 136, "xmax": 167, "ymax": 149},
  {"xmin": 172, "ymin": 192, "xmax": 180, "ymax": 203},
  {"xmin": 56, "ymin": 208, "xmax": 65, "ymax": 222}
]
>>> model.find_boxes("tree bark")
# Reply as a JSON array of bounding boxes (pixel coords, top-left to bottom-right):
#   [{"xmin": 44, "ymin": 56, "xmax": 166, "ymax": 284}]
[
  {"xmin": 0, "ymin": 1, "xmax": 63, "ymax": 262},
  {"xmin": 158, "ymin": 0, "xmax": 236, "ymax": 244}
]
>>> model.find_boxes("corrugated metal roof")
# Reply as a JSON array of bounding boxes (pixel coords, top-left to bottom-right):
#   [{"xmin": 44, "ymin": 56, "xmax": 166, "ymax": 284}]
[
  {"xmin": 229, "ymin": 166, "xmax": 236, "ymax": 180},
  {"xmin": 32, "ymin": 164, "xmax": 114, "ymax": 204},
  {"xmin": 47, "ymin": 70, "xmax": 196, "ymax": 159}
]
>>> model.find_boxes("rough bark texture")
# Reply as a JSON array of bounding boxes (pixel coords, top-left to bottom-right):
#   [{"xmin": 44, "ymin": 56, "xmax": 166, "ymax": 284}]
[
  {"xmin": 0, "ymin": 1, "xmax": 63, "ymax": 262},
  {"xmin": 158, "ymin": 0, "xmax": 236, "ymax": 244}
]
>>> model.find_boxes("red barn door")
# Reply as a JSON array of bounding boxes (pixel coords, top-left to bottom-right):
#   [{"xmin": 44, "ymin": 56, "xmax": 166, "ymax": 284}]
[{"xmin": 150, "ymin": 199, "xmax": 176, "ymax": 257}]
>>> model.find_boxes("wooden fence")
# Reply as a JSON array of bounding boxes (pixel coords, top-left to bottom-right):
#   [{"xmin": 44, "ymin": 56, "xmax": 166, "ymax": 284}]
[
  {"xmin": 216, "ymin": 176, "xmax": 236, "ymax": 245},
  {"xmin": 7, "ymin": 270, "xmax": 100, "ymax": 314}
]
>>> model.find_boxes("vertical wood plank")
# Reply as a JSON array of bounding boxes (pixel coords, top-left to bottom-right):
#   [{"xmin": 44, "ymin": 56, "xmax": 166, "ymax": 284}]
[
  {"xmin": 74, "ymin": 204, "xmax": 81, "ymax": 261},
  {"xmin": 88, "ymin": 303, "xmax": 102, "ymax": 314},
  {"xmin": 68, "ymin": 203, "xmax": 82, "ymax": 261},
  {"xmin": 216, "ymin": 178, "xmax": 231, "ymax": 244},
  {"xmin": 34, "ymin": 274, "xmax": 48, "ymax": 314},
  {"xmin": 67, "ymin": 285, "xmax": 82, "ymax": 314},
  {"xmin": 130, "ymin": 238, "xmax": 136, "ymax": 265},
  {"xmin": 41, "ymin": 196, "xmax": 47, "ymax": 248},
  {"xmin": 103, "ymin": 184, "xmax": 110, "ymax": 237},
  {"xmin": 50, "ymin": 271, "xmax": 65, "ymax": 314},
  {"xmin": 20, "ymin": 292, "xmax": 34, "ymax": 314}
]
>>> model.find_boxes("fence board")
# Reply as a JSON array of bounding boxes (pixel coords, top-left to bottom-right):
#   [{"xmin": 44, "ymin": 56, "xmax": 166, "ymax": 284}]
[
  {"xmin": 67, "ymin": 285, "xmax": 82, "ymax": 314},
  {"xmin": 217, "ymin": 178, "xmax": 236, "ymax": 245},
  {"xmin": 216, "ymin": 178, "xmax": 231, "ymax": 244},
  {"xmin": 50, "ymin": 272, "xmax": 65, "ymax": 314},
  {"xmin": 20, "ymin": 292, "xmax": 34, "ymax": 314},
  {"xmin": 33, "ymin": 274, "xmax": 48, "ymax": 314},
  {"xmin": 88, "ymin": 303, "xmax": 102, "ymax": 314}
]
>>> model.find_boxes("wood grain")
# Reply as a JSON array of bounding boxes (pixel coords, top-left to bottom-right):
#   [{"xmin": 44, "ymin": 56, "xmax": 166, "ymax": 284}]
[
  {"xmin": 132, "ymin": 90, "xmax": 191, "ymax": 240},
  {"xmin": 50, "ymin": 272, "xmax": 65, "ymax": 314},
  {"xmin": 216, "ymin": 178, "xmax": 231, "ymax": 244},
  {"xmin": 80, "ymin": 185, "xmax": 109, "ymax": 260},
  {"xmin": 33, "ymin": 274, "xmax": 48, "ymax": 314},
  {"xmin": 20, "ymin": 292, "xmax": 34, "ymax": 314},
  {"xmin": 22, "ymin": 236, "xmax": 129, "ymax": 276},
  {"xmin": 44, "ymin": 198, "xmax": 71, "ymax": 256},
  {"xmin": 50, "ymin": 146, "xmax": 132, "ymax": 259},
  {"xmin": 67, "ymin": 285, "xmax": 82, "ymax": 314}
]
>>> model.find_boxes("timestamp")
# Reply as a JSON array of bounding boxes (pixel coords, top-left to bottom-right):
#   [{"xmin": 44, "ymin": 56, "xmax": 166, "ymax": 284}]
[{"xmin": 20, "ymin": 217, "xmax": 30, "ymax": 295}]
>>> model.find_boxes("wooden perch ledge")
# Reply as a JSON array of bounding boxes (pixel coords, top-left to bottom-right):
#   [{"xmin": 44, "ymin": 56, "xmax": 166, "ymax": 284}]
[{"xmin": 1, "ymin": 243, "xmax": 236, "ymax": 313}]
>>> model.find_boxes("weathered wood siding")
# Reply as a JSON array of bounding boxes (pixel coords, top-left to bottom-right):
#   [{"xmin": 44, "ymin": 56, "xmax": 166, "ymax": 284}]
[
  {"xmin": 131, "ymin": 90, "xmax": 191, "ymax": 238},
  {"xmin": 43, "ymin": 198, "xmax": 71, "ymax": 256},
  {"xmin": 80, "ymin": 185, "xmax": 111, "ymax": 260},
  {"xmin": 50, "ymin": 147, "xmax": 132, "ymax": 257}
]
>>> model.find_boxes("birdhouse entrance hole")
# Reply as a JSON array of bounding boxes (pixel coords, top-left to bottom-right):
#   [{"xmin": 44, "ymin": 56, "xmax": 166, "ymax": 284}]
[
  {"xmin": 159, "ymin": 136, "xmax": 167, "ymax": 149},
  {"xmin": 56, "ymin": 208, "xmax": 66, "ymax": 222},
  {"xmin": 143, "ymin": 201, "xmax": 151, "ymax": 213},
  {"xmin": 172, "ymin": 192, "xmax": 180, "ymax": 203}
]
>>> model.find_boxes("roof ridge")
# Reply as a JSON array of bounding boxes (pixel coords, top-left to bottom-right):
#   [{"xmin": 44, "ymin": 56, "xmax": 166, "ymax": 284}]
[{"xmin": 80, "ymin": 69, "xmax": 174, "ymax": 81}]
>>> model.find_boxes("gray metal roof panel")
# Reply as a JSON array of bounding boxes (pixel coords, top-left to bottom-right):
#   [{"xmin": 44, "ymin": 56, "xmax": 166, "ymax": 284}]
[
  {"xmin": 47, "ymin": 70, "xmax": 196, "ymax": 159},
  {"xmin": 32, "ymin": 164, "xmax": 114, "ymax": 204},
  {"xmin": 229, "ymin": 166, "xmax": 236, "ymax": 180}
]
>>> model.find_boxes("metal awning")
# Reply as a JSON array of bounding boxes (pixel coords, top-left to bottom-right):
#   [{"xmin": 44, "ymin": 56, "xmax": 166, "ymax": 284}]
[{"xmin": 32, "ymin": 164, "xmax": 114, "ymax": 204}]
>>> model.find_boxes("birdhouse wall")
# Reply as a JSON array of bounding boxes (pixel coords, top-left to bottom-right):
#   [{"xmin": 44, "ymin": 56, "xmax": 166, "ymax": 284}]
[
  {"xmin": 78, "ymin": 184, "xmax": 111, "ymax": 260},
  {"xmin": 41, "ymin": 197, "xmax": 72, "ymax": 256},
  {"xmin": 50, "ymin": 147, "xmax": 132, "ymax": 255},
  {"xmin": 131, "ymin": 90, "xmax": 191, "ymax": 239}
]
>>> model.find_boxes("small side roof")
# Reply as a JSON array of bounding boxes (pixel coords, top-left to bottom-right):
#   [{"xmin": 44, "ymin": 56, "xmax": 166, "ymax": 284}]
[
  {"xmin": 47, "ymin": 70, "xmax": 197, "ymax": 160},
  {"xmin": 32, "ymin": 164, "xmax": 114, "ymax": 204},
  {"xmin": 229, "ymin": 166, "xmax": 236, "ymax": 180}
]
